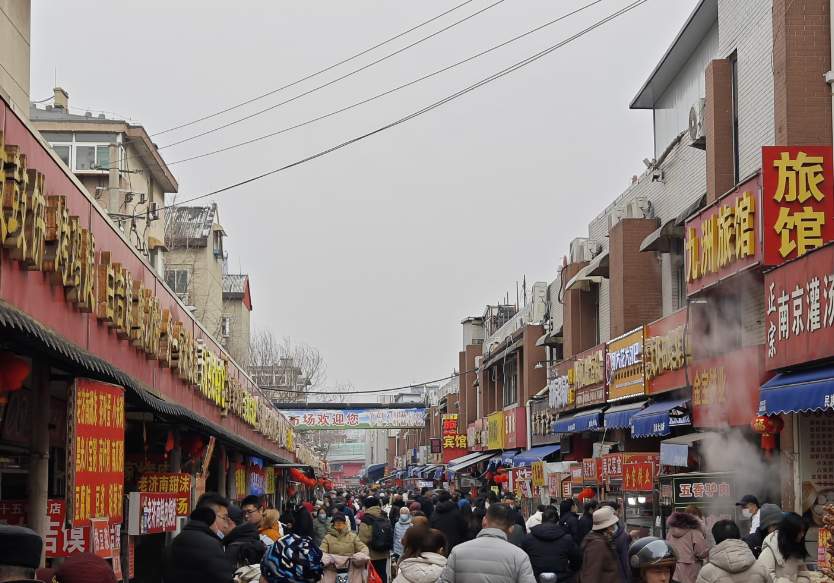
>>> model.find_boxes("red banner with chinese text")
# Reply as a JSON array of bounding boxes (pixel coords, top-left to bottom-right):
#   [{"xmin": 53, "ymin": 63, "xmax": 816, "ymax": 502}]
[
  {"xmin": 762, "ymin": 146, "xmax": 834, "ymax": 267},
  {"xmin": 622, "ymin": 454, "xmax": 659, "ymax": 492},
  {"xmin": 137, "ymin": 472, "xmax": 191, "ymax": 516},
  {"xmin": 441, "ymin": 414, "xmax": 468, "ymax": 463},
  {"xmin": 67, "ymin": 379, "xmax": 125, "ymax": 527},
  {"xmin": 582, "ymin": 458, "xmax": 602, "ymax": 484}
]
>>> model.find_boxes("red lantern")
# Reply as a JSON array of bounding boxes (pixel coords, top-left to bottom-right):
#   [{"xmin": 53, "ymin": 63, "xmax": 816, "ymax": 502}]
[
  {"xmin": 751, "ymin": 415, "xmax": 785, "ymax": 453},
  {"xmin": 0, "ymin": 352, "xmax": 30, "ymax": 405},
  {"xmin": 577, "ymin": 487, "xmax": 596, "ymax": 502}
]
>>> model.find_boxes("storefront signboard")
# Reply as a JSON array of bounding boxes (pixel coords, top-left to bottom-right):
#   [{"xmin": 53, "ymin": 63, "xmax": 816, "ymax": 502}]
[
  {"xmin": 442, "ymin": 413, "xmax": 468, "ymax": 463},
  {"xmin": 547, "ymin": 473, "xmax": 561, "ymax": 496},
  {"xmin": 685, "ymin": 176, "xmax": 762, "ymax": 295},
  {"xmin": 762, "ymin": 146, "xmax": 834, "ymax": 266},
  {"xmin": 582, "ymin": 458, "xmax": 602, "ymax": 484},
  {"xmin": 764, "ymin": 243, "xmax": 834, "ymax": 370},
  {"xmin": 562, "ymin": 479, "xmax": 572, "ymax": 499},
  {"xmin": 90, "ymin": 518, "xmax": 113, "ymax": 558},
  {"xmin": 487, "ymin": 411, "xmax": 505, "ymax": 450},
  {"xmin": 66, "ymin": 378, "xmax": 125, "ymax": 527},
  {"xmin": 136, "ymin": 472, "xmax": 191, "ymax": 516},
  {"xmin": 284, "ymin": 408, "xmax": 425, "ymax": 430},
  {"xmin": 671, "ymin": 475, "xmax": 733, "ymax": 507},
  {"xmin": 606, "ymin": 327, "xmax": 645, "ymax": 401},
  {"xmin": 690, "ymin": 346, "xmax": 767, "ymax": 428},
  {"xmin": 602, "ymin": 453, "xmax": 624, "ymax": 481},
  {"xmin": 430, "ymin": 438, "xmax": 442, "ymax": 454},
  {"xmin": 548, "ymin": 359, "xmax": 576, "ymax": 412},
  {"xmin": 622, "ymin": 454, "xmax": 659, "ymax": 492},
  {"xmin": 645, "ymin": 309, "xmax": 688, "ymax": 395},
  {"xmin": 573, "ymin": 344, "xmax": 606, "ymax": 407},
  {"xmin": 571, "ymin": 465, "xmax": 584, "ymax": 486},
  {"xmin": 126, "ymin": 492, "xmax": 177, "ymax": 535},
  {"xmin": 531, "ymin": 461, "xmax": 546, "ymax": 487},
  {"xmin": 502, "ymin": 406, "xmax": 527, "ymax": 450}
]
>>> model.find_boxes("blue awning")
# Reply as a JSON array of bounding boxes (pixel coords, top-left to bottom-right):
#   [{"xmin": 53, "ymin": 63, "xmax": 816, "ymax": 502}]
[
  {"xmin": 366, "ymin": 463, "xmax": 386, "ymax": 481},
  {"xmin": 448, "ymin": 451, "xmax": 495, "ymax": 474},
  {"xmin": 630, "ymin": 399, "xmax": 691, "ymax": 438},
  {"xmin": 604, "ymin": 401, "xmax": 648, "ymax": 430},
  {"xmin": 553, "ymin": 408, "xmax": 605, "ymax": 433},
  {"xmin": 759, "ymin": 365, "xmax": 834, "ymax": 414},
  {"xmin": 512, "ymin": 444, "xmax": 561, "ymax": 467}
]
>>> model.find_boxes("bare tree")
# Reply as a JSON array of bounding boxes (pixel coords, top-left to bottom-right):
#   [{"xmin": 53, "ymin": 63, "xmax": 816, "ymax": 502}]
[{"xmin": 248, "ymin": 329, "xmax": 327, "ymax": 402}]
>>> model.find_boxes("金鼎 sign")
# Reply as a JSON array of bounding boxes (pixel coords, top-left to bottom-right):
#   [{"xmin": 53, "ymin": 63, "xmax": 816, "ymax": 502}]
[
  {"xmin": 685, "ymin": 176, "xmax": 761, "ymax": 295},
  {"xmin": 66, "ymin": 379, "xmax": 125, "ymax": 528},
  {"xmin": 606, "ymin": 327, "xmax": 645, "ymax": 401},
  {"xmin": 762, "ymin": 147, "xmax": 834, "ymax": 266}
]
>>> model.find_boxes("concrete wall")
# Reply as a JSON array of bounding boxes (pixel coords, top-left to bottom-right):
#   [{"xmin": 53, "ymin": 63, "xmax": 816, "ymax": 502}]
[
  {"xmin": 0, "ymin": 1, "xmax": 30, "ymax": 117},
  {"xmin": 222, "ymin": 297, "xmax": 250, "ymax": 367},
  {"xmin": 166, "ymin": 240, "xmax": 224, "ymax": 336}
]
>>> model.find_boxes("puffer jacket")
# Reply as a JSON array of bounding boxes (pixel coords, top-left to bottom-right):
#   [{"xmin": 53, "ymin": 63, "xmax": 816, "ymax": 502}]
[
  {"xmin": 754, "ymin": 531, "xmax": 813, "ymax": 583},
  {"xmin": 667, "ymin": 512, "xmax": 710, "ymax": 583},
  {"xmin": 439, "ymin": 528, "xmax": 536, "ymax": 583},
  {"xmin": 358, "ymin": 506, "xmax": 391, "ymax": 560},
  {"xmin": 579, "ymin": 530, "xmax": 620, "ymax": 583},
  {"xmin": 223, "ymin": 522, "xmax": 266, "ymax": 568},
  {"xmin": 393, "ymin": 516, "xmax": 413, "ymax": 556},
  {"xmin": 162, "ymin": 518, "xmax": 236, "ymax": 583},
  {"xmin": 320, "ymin": 527, "xmax": 369, "ymax": 556},
  {"xmin": 393, "ymin": 552, "xmax": 447, "ymax": 583},
  {"xmin": 520, "ymin": 522, "xmax": 581, "ymax": 583},
  {"xmin": 429, "ymin": 500, "xmax": 468, "ymax": 550},
  {"xmin": 696, "ymin": 539, "xmax": 768, "ymax": 583},
  {"xmin": 313, "ymin": 516, "xmax": 330, "ymax": 548}
]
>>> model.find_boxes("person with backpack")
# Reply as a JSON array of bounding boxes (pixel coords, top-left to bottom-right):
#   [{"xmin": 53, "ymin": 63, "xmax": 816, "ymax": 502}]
[
  {"xmin": 359, "ymin": 496, "xmax": 395, "ymax": 583},
  {"xmin": 261, "ymin": 511, "xmax": 324, "ymax": 583}
]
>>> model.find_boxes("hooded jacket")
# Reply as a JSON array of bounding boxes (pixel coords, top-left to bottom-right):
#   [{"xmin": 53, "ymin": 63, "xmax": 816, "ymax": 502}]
[
  {"xmin": 521, "ymin": 522, "xmax": 581, "ymax": 583},
  {"xmin": 223, "ymin": 522, "xmax": 266, "ymax": 568},
  {"xmin": 429, "ymin": 500, "xmax": 469, "ymax": 551},
  {"xmin": 163, "ymin": 518, "xmax": 236, "ymax": 583},
  {"xmin": 666, "ymin": 512, "xmax": 710, "ymax": 583},
  {"xmin": 393, "ymin": 514, "xmax": 413, "ymax": 556},
  {"xmin": 695, "ymin": 539, "xmax": 768, "ymax": 583},
  {"xmin": 393, "ymin": 552, "xmax": 447, "ymax": 583},
  {"xmin": 357, "ymin": 506, "xmax": 390, "ymax": 560},
  {"xmin": 754, "ymin": 531, "xmax": 812, "ymax": 583},
  {"xmin": 313, "ymin": 515, "xmax": 331, "ymax": 548},
  {"xmin": 525, "ymin": 511, "xmax": 543, "ymax": 530},
  {"xmin": 579, "ymin": 530, "xmax": 620, "ymax": 583},
  {"xmin": 320, "ymin": 526, "xmax": 369, "ymax": 556},
  {"xmin": 439, "ymin": 528, "xmax": 536, "ymax": 583}
]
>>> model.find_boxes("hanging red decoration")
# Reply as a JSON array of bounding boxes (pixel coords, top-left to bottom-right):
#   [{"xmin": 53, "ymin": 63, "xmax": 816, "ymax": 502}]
[
  {"xmin": 182, "ymin": 434, "xmax": 205, "ymax": 461},
  {"xmin": 493, "ymin": 472, "xmax": 509, "ymax": 484},
  {"xmin": 287, "ymin": 485, "xmax": 297, "ymax": 498},
  {"xmin": 577, "ymin": 487, "xmax": 596, "ymax": 502},
  {"xmin": 751, "ymin": 415, "xmax": 784, "ymax": 454},
  {"xmin": 0, "ymin": 352, "xmax": 30, "ymax": 405},
  {"xmin": 163, "ymin": 430, "xmax": 175, "ymax": 460}
]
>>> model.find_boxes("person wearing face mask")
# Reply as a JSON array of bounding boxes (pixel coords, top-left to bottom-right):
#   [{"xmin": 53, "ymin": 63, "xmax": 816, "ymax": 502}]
[
  {"xmin": 579, "ymin": 506, "xmax": 623, "ymax": 583},
  {"xmin": 666, "ymin": 510, "xmax": 710, "ymax": 583},
  {"xmin": 314, "ymin": 507, "xmax": 332, "ymax": 548},
  {"xmin": 736, "ymin": 496, "xmax": 761, "ymax": 536},
  {"xmin": 163, "ymin": 503, "xmax": 236, "ymax": 583},
  {"xmin": 321, "ymin": 512, "xmax": 369, "ymax": 555},
  {"xmin": 754, "ymin": 512, "xmax": 813, "ymax": 583},
  {"xmin": 394, "ymin": 506, "xmax": 415, "ymax": 562}
]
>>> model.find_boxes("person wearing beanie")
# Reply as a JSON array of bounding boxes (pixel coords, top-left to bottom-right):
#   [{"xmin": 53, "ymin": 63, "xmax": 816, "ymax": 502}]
[
  {"xmin": 320, "ymin": 512, "xmax": 369, "ymax": 556},
  {"xmin": 54, "ymin": 553, "xmax": 117, "ymax": 583},
  {"xmin": 358, "ymin": 496, "xmax": 393, "ymax": 582},
  {"xmin": 163, "ymin": 503, "xmax": 236, "ymax": 583},
  {"xmin": 579, "ymin": 506, "xmax": 622, "ymax": 583},
  {"xmin": 743, "ymin": 503, "xmax": 783, "ymax": 559},
  {"xmin": 0, "ymin": 524, "xmax": 43, "ymax": 582},
  {"xmin": 429, "ymin": 490, "xmax": 469, "ymax": 552}
]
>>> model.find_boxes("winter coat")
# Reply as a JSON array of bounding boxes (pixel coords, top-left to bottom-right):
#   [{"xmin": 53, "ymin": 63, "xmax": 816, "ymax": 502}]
[
  {"xmin": 260, "ymin": 525, "xmax": 282, "ymax": 545},
  {"xmin": 439, "ymin": 528, "xmax": 536, "ymax": 583},
  {"xmin": 163, "ymin": 518, "xmax": 236, "ymax": 583},
  {"xmin": 577, "ymin": 513, "xmax": 594, "ymax": 543},
  {"xmin": 744, "ymin": 529, "xmax": 766, "ymax": 559},
  {"xmin": 667, "ymin": 512, "xmax": 710, "ymax": 583},
  {"xmin": 579, "ymin": 530, "xmax": 620, "ymax": 583},
  {"xmin": 321, "ymin": 552, "xmax": 370, "ymax": 583},
  {"xmin": 508, "ymin": 506, "xmax": 527, "ymax": 534},
  {"xmin": 321, "ymin": 527, "xmax": 369, "ymax": 556},
  {"xmin": 613, "ymin": 524, "xmax": 632, "ymax": 583},
  {"xmin": 417, "ymin": 496, "xmax": 435, "ymax": 518},
  {"xmin": 754, "ymin": 531, "xmax": 813, "ymax": 583},
  {"xmin": 393, "ymin": 516, "xmax": 413, "ymax": 556},
  {"xmin": 393, "ymin": 552, "xmax": 447, "ymax": 583},
  {"xmin": 233, "ymin": 564, "xmax": 262, "ymax": 583},
  {"xmin": 358, "ymin": 506, "xmax": 391, "ymax": 561},
  {"xmin": 390, "ymin": 502, "xmax": 405, "ymax": 527},
  {"xmin": 429, "ymin": 500, "xmax": 469, "ymax": 551},
  {"xmin": 313, "ymin": 516, "xmax": 331, "ymax": 548},
  {"xmin": 525, "ymin": 511, "xmax": 543, "ymax": 530},
  {"xmin": 520, "ymin": 522, "xmax": 581, "ymax": 583},
  {"xmin": 560, "ymin": 511, "xmax": 581, "ymax": 544},
  {"xmin": 696, "ymin": 539, "xmax": 769, "ymax": 583},
  {"xmin": 223, "ymin": 522, "xmax": 266, "ymax": 568}
]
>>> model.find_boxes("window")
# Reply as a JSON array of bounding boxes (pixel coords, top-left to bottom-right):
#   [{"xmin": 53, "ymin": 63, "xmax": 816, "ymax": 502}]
[
  {"xmin": 730, "ymin": 51, "xmax": 740, "ymax": 184},
  {"xmin": 165, "ymin": 268, "xmax": 190, "ymax": 303},
  {"xmin": 671, "ymin": 238, "xmax": 686, "ymax": 310},
  {"xmin": 503, "ymin": 357, "xmax": 518, "ymax": 407},
  {"xmin": 221, "ymin": 317, "xmax": 231, "ymax": 338},
  {"xmin": 213, "ymin": 231, "xmax": 224, "ymax": 259},
  {"xmin": 75, "ymin": 146, "xmax": 96, "ymax": 171},
  {"xmin": 42, "ymin": 132, "xmax": 121, "ymax": 173},
  {"xmin": 52, "ymin": 145, "xmax": 71, "ymax": 167}
]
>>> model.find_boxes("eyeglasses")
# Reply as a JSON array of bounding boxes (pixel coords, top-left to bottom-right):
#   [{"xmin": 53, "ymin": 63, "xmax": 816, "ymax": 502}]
[{"xmin": 243, "ymin": 509, "xmax": 260, "ymax": 516}]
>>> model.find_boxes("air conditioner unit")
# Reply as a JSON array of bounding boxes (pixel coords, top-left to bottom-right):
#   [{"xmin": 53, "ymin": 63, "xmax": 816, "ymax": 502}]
[
  {"xmin": 688, "ymin": 98, "xmax": 706, "ymax": 149},
  {"xmin": 148, "ymin": 201, "xmax": 160, "ymax": 221}
]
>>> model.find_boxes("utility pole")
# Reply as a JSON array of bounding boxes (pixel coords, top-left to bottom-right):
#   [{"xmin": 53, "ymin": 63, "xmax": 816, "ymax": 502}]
[{"xmin": 108, "ymin": 143, "xmax": 119, "ymax": 214}]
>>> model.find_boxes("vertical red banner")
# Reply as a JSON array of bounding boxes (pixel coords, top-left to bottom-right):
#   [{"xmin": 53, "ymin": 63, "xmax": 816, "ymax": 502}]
[{"xmin": 762, "ymin": 146, "xmax": 834, "ymax": 266}]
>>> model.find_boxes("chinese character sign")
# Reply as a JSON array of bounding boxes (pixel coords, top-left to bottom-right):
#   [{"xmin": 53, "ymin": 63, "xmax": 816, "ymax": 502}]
[
  {"xmin": 531, "ymin": 462, "xmax": 546, "ymax": 487},
  {"xmin": 67, "ymin": 379, "xmax": 125, "ymax": 527},
  {"xmin": 690, "ymin": 346, "xmax": 766, "ymax": 428},
  {"xmin": 136, "ymin": 473, "xmax": 191, "ymax": 517},
  {"xmin": 762, "ymin": 147, "xmax": 834, "ymax": 266},
  {"xmin": 606, "ymin": 327, "xmax": 645, "ymax": 401},
  {"xmin": 622, "ymin": 454, "xmax": 659, "ymax": 492},
  {"xmin": 441, "ymin": 414, "xmax": 468, "ymax": 463},
  {"xmin": 672, "ymin": 475, "xmax": 733, "ymax": 506},
  {"xmin": 645, "ymin": 309, "xmax": 689, "ymax": 395},
  {"xmin": 284, "ymin": 408, "xmax": 425, "ymax": 430},
  {"xmin": 686, "ymin": 177, "xmax": 762, "ymax": 295},
  {"xmin": 126, "ymin": 492, "xmax": 178, "ymax": 535}
]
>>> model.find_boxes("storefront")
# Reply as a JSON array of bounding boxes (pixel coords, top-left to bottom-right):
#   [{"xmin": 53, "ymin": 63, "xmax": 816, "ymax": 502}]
[{"xmin": 0, "ymin": 95, "xmax": 312, "ymax": 580}]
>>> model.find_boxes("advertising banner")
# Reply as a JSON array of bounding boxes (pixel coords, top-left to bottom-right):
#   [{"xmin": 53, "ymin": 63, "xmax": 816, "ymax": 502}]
[
  {"xmin": 685, "ymin": 175, "xmax": 762, "ymax": 295},
  {"xmin": 762, "ymin": 146, "xmax": 834, "ymax": 267},
  {"xmin": 66, "ymin": 379, "xmax": 125, "ymax": 527},
  {"xmin": 671, "ymin": 474, "xmax": 734, "ymax": 507},
  {"xmin": 136, "ymin": 473, "xmax": 191, "ymax": 516},
  {"xmin": 127, "ymin": 492, "xmax": 178, "ymax": 535},
  {"xmin": 248, "ymin": 457, "xmax": 266, "ymax": 497},
  {"xmin": 430, "ymin": 438, "xmax": 442, "ymax": 454},
  {"xmin": 645, "ymin": 309, "xmax": 688, "ymax": 395},
  {"xmin": 690, "ymin": 345, "xmax": 767, "ymax": 427},
  {"xmin": 571, "ymin": 465, "xmax": 584, "ymax": 486},
  {"xmin": 284, "ymin": 408, "xmax": 425, "ymax": 430},
  {"xmin": 622, "ymin": 454, "xmax": 660, "ymax": 492},
  {"xmin": 487, "ymin": 411, "xmax": 505, "ymax": 450},
  {"xmin": 573, "ymin": 344, "xmax": 606, "ymax": 407},
  {"xmin": 441, "ymin": 414, "xmax": 467, "ymax": 463},
  {"xmin": 265, "ymin": 467, "xmax": 276, "ymax": 495},
  {"xmin": 548, "ymin": 359, "xmax": 576, "ymax": 412},
  {"xmin": 90, "ymin": 518, "xmax": 113, "ymax": 559},
  {"xmin": 606, "ymin": 327, "xmax": 645, "ymax": 401},
  {"xmin": 582, "ymin": 458, "xmax": 601, "ymax": 484},
  {"xmin": 531, "ymin": 462, "xmax": 546, "ymax": 487},
  {"xmin": 502, "ymin": 406, "xmax": 527, "ymax": 450},
  {"xmin": 601, "ymin": 453, "xmax": 624, "ymax": 481}
]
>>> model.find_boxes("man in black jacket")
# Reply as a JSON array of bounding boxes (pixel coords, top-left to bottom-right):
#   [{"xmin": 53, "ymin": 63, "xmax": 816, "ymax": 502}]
[
  {"xmin": 577, "ymin": 499, "xmax": 598, "ymax": 544},
  {"xmin": 429, "ymin": 491, "xmax": 469, "ymax": 550},
  {"xmin": 417, "ymin": 487, "xmax": 435, "ymax": 518},
  {"xmin": 559, "ymin": 498, "xmax": 581, "ymax": 544},
  {"xmin": 223, "ymin": 505, "xmax": 266, "ymax": 569},
  {"xmin": 521, "ymin": 507, "xmax": 582, "ymax": 583},
  {"xmin": 163, "ymin": 501, "xmax": 236, "ymax": 583}
]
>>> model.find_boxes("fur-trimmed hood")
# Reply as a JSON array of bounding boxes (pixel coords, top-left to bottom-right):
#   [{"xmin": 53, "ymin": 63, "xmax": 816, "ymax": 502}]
[{"xmin": 667, "ymin": 511, "xmax": 703, "ymax": 532}]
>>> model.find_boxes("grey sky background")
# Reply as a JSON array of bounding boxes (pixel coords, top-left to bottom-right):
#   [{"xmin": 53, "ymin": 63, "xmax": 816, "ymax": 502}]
[{"xmin": 31, "ymin": 0, "xmax": 700, "ymax": 393}]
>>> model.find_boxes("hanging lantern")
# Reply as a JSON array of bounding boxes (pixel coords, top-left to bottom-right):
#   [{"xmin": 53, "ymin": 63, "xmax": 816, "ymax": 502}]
[
  {"xmin": 0, "ymin": 352, "xmax": 30, "ymax": 405},
  {"xmin": 751, "ymin": 415, "xmax": 785, "ymax": 453},
  {"xmin": 577, "ymin": 487, "xmax": 596, "ymax": 502}
]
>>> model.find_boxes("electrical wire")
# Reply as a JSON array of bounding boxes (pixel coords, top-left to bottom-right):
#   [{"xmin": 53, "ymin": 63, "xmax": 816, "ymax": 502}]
[
  {"xmin": 164, "ymin": 0, "xmax": 606, "ymax": 166},
  {"xmin": 260, "ymin": 368, "xmax": 477, "ymax": 394},
  {"xmin": 155, "ymin": 0, "xmax": 508, "ymax": 150},
  {"xmin": 133, "ymin": 0, "xmax": 649, "ymax": 219},
  {"xmin": 151, "ymin": 0, "xmax": 482, "ymax": 137}
]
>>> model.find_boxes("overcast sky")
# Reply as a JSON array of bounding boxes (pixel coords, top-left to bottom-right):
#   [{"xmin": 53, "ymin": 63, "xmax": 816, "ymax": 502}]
[{"xmin": 31, "ymin": 0, "xmax": 700, "ymax": 394}]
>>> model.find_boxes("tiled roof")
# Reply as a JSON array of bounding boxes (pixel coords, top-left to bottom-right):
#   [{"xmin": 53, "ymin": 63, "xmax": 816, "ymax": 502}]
[{"xmin": 165, "ymin": 205, "xmax": 216, "ymax": 247}]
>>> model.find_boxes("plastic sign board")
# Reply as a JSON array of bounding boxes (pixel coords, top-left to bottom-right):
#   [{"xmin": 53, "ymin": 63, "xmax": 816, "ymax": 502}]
[
  {"xmin": 127, "ymin": 492, "xmax": 178, "ymax": 535},
  {"xmin": 606, "ymin": 327, "xmax": 645, "ymax": 401}
]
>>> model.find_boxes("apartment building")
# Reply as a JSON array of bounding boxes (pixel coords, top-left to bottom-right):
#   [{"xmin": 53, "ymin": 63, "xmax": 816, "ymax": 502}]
[{"xmin": 222, "ymin": 273, "xmax": 253, "ymax": 367}]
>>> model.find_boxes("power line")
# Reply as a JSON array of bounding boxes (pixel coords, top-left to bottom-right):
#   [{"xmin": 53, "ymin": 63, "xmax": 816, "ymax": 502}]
[
  {"xmin": 151, "ymin": 0, "xmax": 482, "ymax": 137},
  {"xmin": 260, "ymin": 369, "xmax": 475, "ymax": 394},
  {"xmin": 165, "ymin": 0, "xmax": 606, "ymax": 166},
  {"xmin": 155, "ymin": 0, "xmax": 508, "ymax": 151},
  {"xmin": 127, "ymin": 0, "xmax": 648, "ymax": 222}
]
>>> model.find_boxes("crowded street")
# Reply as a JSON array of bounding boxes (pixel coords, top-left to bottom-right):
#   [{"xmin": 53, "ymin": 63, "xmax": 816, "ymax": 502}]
[{"xmin": 3, "ymin": 0, "xmax": 834, "ymax": 582}]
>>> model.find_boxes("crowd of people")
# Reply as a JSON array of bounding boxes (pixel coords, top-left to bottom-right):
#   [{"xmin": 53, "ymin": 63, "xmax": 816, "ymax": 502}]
[{"xmin": 0, "ymin": 488, "xmax": 827, "ymax": 583}]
